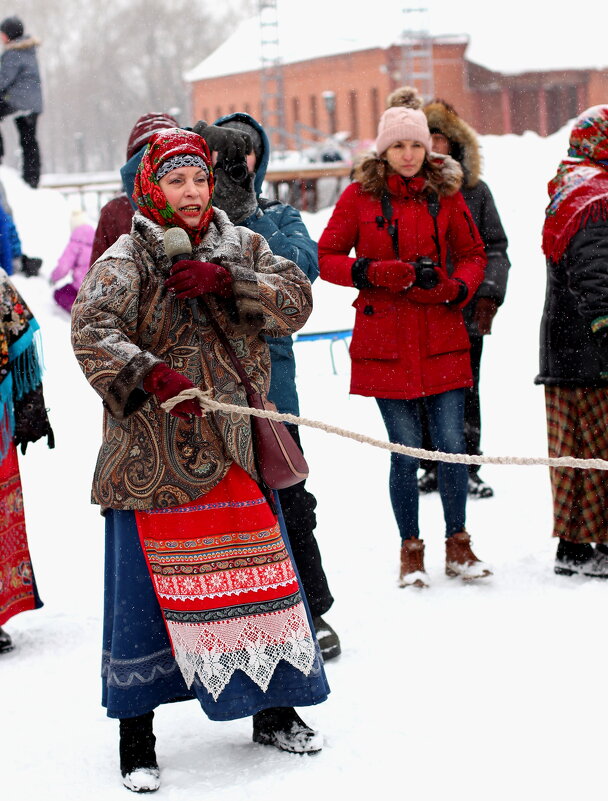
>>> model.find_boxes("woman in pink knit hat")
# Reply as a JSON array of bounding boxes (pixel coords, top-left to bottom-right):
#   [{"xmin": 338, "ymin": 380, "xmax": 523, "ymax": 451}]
[{"xmin": 319, "ymin": 87, "xmax": 491, "ymax": 588}]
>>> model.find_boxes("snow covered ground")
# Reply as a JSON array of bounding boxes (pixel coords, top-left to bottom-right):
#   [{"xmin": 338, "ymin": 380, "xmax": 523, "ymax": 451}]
[{"xmin": 3, "ymin": 125, "xmax": 608, "ymax": 801}]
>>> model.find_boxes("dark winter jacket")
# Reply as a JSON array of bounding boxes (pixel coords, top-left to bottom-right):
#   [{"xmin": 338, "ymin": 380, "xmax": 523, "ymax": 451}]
[
  {"xmin": 424, "ymin": 101, "xmax": 510, "ymax": 332},
  {"xmin": 536, "ymin": 218, "xmax": 608, "ymax": 386},
  {"xmin": 90, "ymin": 194, "xmax": 133, "ymax": 266},
  {"xmin": 214, "ymin": 112, "xmax": 319, "ymax": 416},
  {"xmin": 318, "ymin": 168, "xmax": 487, "ymax": 400},
  {"xmin": 90, "ymin": 145, "xmax": 152, "ymax": 266},
  {"xmin": 0, "ymin": 35, "xmax": 42, "ymax": 114}
]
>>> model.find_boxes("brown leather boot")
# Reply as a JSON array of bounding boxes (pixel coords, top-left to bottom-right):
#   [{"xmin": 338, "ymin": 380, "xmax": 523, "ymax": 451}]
[
  {"xmin": 399, "ymin": 538, "xmax": 429, "ymax": 588},
  {"xmin": 445, "ymin": 531, "xmax": 492, "ymax": 580}
]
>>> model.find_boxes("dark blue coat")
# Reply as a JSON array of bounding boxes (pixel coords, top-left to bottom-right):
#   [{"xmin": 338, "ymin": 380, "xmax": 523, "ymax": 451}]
[{"xmin": 214, "ymin": 112, "xmax": 319, "ymax": 416}]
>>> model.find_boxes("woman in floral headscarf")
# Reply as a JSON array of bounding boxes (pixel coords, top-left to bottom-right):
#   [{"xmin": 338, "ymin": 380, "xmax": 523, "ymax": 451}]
[
  {"xmin": 537, "ymin": 105, "xmax": 608, "ymax": 579},
  {"xmin": 71, "ymin": 129, "xmax": 328, "ymax": 794},
  {"xmin": 0, "ymin": 269, "xmax": 54, "ymax": 653}
]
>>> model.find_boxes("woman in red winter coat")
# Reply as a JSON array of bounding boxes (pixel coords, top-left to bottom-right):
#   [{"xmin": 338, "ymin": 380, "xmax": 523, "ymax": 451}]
[{"xmin": 318, "ymin": 88, "xmax": 491, "ymax": 587}]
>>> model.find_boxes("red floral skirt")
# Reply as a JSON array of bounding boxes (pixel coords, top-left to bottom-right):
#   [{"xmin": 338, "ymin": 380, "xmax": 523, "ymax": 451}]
[{"xmin": 0, "ymin": 443, "xmax": 40, "ymax": 626}]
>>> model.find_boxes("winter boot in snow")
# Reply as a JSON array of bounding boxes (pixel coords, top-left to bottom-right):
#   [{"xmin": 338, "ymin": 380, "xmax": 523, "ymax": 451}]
[
  {"xmin": 418, "ymin": 467, "xmax": 438, "ymax": 494},
  {"xmin": 119, "ymin": 711, "xmax": 160, "ymax": 793},
  {"xmin": 313, "ymin": 616, "xmax": 341, "ymax": 661},
  {"xmin": 252, "ymin": 707, "xmax": 323, "ymax": 754},
  {"xmin": 554, "ymin": 539, "xmax": 596, "ymax": 576},
  {"xmin": 0, "ymin": 626, "xmax": 13, "ymax": 654},
  {"xmin": 583, "ymin": 543, "xmax": 608, "ymax": 578},
  {"xmin": 21, "ymin": 255, "xmax": 42, "ymax": 277},
  {"xmin": 445, "ymin": 531, "xmax": 492, "ymax": 580},
  {"xmin": 467, "ymin": 473, "xmax": 494, "ymax": 498},
  {"xmin": 399, "ymin": 538, "xmax": 429, "ymax": 588}
]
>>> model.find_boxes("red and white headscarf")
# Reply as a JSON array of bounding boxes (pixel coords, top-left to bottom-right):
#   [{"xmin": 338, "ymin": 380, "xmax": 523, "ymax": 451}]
[
  {"xmin": 132, "ymin": 128, "xmax": 215, "ymax": 247},
  {"xmin": 542, "ymin": 105, "xmax": 608, "ymax": 262}
]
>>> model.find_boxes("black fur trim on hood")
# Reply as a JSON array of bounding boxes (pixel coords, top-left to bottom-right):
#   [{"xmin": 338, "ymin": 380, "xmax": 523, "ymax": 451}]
[{"xmin": 424, "ymin": 100, "xmax": 481, "ymax": 189}]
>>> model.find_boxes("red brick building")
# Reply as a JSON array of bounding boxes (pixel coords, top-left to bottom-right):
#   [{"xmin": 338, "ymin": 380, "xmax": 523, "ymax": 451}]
[{"xmin": 188, "ymin": 35, "xmax": 608, "ymax": 146}]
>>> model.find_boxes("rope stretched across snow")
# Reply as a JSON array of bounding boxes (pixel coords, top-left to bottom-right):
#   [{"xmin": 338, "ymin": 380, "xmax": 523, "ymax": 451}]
[{"xmin": 161, "ymin": 389, "xmax": 608, "ymax": 471}]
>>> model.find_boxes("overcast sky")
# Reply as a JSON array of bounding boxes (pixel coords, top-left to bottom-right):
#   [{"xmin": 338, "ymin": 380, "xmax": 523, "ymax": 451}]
[{"xmin": 276, "ymin": 0, "xmax": 608, "ymax": 75}]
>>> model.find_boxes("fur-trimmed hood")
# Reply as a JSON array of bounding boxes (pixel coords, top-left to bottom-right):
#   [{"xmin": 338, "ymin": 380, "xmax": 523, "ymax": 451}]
[
  {"xmin": 423, "ymin": 153, "xmax": 464, "ymax": 197},
  {"xmin": 423, "ymin": 100, "xmax": 481, "ymax": 189},
  {"xmin": 4, "ymin": 35, "xmax": 41, "ymax": 51}
]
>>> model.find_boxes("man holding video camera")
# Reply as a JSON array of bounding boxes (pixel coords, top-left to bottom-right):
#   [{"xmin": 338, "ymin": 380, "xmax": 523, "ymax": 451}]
[{"xmin": 206, "ymin": 111, "xmax": 341, "ymax": 662}]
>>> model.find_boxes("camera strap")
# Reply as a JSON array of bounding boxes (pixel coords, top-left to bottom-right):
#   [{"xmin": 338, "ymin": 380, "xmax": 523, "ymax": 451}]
[
  {"xmin": 380, "ymin": 190, "xmax": 442, "ymax": 265},
  {"xmin": 427, "ymin": 191, "xmax": 442, "ymax": 266},
  {"xmin": 380, "ymin": 191, "xmax": 399, "ymax": 258}
]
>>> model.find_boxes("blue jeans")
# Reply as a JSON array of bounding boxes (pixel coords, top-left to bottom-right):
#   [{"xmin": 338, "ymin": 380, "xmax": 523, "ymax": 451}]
[{"xmin": 376, "ymin": 389, "xmax": 468, "ymax": 540}]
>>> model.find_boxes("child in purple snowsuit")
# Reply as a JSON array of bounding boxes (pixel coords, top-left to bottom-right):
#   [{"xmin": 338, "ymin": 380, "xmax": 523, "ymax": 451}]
[{"xmin": 51, "ymin": 217, "xmax": 95, "ymax": 312}]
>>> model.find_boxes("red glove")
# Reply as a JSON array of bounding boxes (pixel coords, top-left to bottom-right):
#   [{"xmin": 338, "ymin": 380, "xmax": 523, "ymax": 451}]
[
  {"xmin": 143, "ymin": 363, "xmax": 202, "ymax": 420},
  {"xmin": 367, "ymin": 260, "xmax": 416, "ymax": 292},
  {"xmin": 473, "ymin": 297, "xmax": 498, "ymax": 335},
  {"xmin": 165, "ymin": 260, "xmax": 232, "ymax": 299}
]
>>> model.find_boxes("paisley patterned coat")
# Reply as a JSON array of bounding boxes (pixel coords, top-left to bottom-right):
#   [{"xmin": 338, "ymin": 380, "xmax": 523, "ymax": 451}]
[{"xmin": 71, "ymin": 209, "xmax": 312, "ymax": 510}]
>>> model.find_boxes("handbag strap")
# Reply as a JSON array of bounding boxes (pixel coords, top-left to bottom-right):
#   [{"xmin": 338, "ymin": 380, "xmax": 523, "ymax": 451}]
[{"xmin": 198, "ymin": 298, "xmax": 256, "ymax": 397}]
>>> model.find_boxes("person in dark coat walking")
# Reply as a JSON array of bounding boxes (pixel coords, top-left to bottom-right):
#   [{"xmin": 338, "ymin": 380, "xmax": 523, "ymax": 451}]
[
  {"xmin": 0, "ymin": 16, "xmax": 43, "ymax": 188},
  {"xmin": 209, "ymin": 110, "xmax": 341, "ymax": 660},
  {"xmin": 318, "ymin": 87, "xmax": 490, "ymax": 588},
  {"xmin": 416, "ymin": 98, "xmax": 511, "ymax": 499},
  {"xmin": 537, "ymin": 104, "xmax": 608, "ymax": 579}
]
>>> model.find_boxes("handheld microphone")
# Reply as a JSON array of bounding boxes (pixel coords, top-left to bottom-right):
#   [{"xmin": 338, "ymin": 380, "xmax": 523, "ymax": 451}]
[
  {"xmin": 163, "ymin": 226, "xmax": 192, "ymax": 264},
  {"xmin": 163, "ymin": 227, "xmax": 200, "ymax": 320}
]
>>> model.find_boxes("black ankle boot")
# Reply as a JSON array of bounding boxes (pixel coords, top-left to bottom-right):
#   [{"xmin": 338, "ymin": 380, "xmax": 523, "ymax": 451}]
[
  {"xmin": 21, "ymin": 255, "xmax": 42, "ymax": 277},
  {"xmin": 119, "ymin": 712, "xmax": 160, "ymax": 793},
  {"xmin": 555, "ymin": 539, "xmax": 595, "ymax": 576},
  {"xmin": 0, "ymin": 626, "xmax": 13, "ymax": 654},
  {"xmin": 252, "ymin": 706, "xmax": 323, "ymax": 754}
]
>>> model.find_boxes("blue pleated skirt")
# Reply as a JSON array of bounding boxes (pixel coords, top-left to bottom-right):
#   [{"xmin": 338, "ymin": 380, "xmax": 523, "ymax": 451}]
[{"xmin": 101, "ymin": 494, "xmax": 330, "ymax": 720}]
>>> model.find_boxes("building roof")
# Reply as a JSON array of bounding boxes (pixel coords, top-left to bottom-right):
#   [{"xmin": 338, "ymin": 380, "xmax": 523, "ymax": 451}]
[{"xmin": 184, "ymin": 15, "xmax": 468, "ymax": 83}]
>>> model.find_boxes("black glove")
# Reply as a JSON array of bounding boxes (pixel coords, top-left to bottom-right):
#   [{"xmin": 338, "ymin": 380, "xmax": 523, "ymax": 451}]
[
  {"xmin": 192, "ymin": 120, "xmax": 252, "ymax": 163},
  {"xmin": 13, "ymin": 386, "xmax": 55, "ymax": 455},
  {"xmin": 213, "ymin": 161, "xmax": 259, "ymax": 224},
  {"xmin": 413, "ymin": 258, "xmax": 440, "ymax": 290}
]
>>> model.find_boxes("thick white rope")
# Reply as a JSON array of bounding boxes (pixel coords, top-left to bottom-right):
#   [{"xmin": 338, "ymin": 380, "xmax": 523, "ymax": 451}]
[{"xmin": 161, "ymin": 389, "xmax": 608, "ymax": 471}]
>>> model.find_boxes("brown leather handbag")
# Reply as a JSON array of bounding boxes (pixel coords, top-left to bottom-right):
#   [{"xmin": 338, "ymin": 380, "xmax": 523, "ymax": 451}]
[{"xmin": 200, "ymin": 300, "xmax": 309, "ymax": 490}]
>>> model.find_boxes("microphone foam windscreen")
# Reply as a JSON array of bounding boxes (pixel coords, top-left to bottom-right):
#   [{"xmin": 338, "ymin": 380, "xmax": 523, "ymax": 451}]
[{"xmin": 163, "ymin": 227, "xmax": 192, "ymax": 259}]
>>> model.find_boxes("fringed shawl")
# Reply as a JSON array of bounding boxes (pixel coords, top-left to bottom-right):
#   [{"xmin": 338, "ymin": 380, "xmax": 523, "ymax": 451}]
[
  {"xmin": 542, "ymin": 157, "xmax": 608, "ymax": 263},
  {"xmin": 0, "ymin": 271, "xmax": 44, "ymax": 460}
]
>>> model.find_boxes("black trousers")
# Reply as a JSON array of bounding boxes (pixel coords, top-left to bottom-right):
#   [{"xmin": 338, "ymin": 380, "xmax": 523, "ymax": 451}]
[
  {"xmin": 0, "ymin": 100, "xmax": 41, "ymax": 188},
  {"xmin": 420, "ymin": 334, "xmax": 484, "ymax": 476},
  {"xmin": 278, "ymin": 424, "xmax": 334, "ymax": 618}
]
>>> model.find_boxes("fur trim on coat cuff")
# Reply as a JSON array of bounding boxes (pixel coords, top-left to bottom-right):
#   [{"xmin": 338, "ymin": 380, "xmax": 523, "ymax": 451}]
[{"xmin": 103, "ymin": 351, "xmax": 162, "ymax": 420}]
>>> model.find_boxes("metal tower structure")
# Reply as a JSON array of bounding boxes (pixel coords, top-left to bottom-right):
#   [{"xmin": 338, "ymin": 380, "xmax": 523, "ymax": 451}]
[
  {"xmin": 399, "ymin": 7, "xmax": 435, "ymax": 102},
  {"xmin": 258, "ymin": 0, "xmax": 287, "ymax": 155}
]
